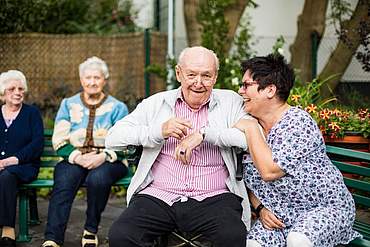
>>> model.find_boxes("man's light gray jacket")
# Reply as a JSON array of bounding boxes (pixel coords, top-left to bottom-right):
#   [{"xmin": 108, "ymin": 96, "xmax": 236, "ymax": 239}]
[{"xmin": 106, "ymin": 88, "xmax": 251, "ymax": 229}]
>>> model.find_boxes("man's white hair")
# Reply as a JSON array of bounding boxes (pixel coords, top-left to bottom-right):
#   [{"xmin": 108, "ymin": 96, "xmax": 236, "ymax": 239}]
[
  {"xmin": 0, "ymin": 70, "xmax": 28, "ymax": 95},
  {"xmin": 79, "ymin": 56, "xmax": 109, "ymax": 79},
  {"xmin": 178, "ymin": 46, "xmax": 219, "ymax": 71}
]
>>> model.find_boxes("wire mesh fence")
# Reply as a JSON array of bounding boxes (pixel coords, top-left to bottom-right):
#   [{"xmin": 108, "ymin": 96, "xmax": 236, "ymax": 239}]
[{"xmin": 0, "ymin": 32, "xmax": 167, "ymax": 120}]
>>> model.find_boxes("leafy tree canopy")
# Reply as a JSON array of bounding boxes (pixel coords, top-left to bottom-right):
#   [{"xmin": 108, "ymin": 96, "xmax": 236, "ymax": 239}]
[{"xmin": 0, "ymin": 0, "xmax": 139, "ymax": 34}]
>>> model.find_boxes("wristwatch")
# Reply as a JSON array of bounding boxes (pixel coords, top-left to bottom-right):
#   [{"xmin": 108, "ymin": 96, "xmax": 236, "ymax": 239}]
[{"xmin": 255, "ymin": 203, "xmax": 265, "ymax": 217}]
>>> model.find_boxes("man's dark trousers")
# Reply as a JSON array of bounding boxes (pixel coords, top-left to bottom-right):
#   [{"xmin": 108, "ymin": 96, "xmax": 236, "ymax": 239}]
[{"xmin": 109, "ymin": 192, "xmax": 246, "ymax": 247}]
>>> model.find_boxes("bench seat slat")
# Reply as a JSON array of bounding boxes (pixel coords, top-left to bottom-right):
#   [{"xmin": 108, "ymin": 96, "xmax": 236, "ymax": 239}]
[
  {"xmin": 21, "ymin": 176, "xmax": 132, "ymax": 189},
  {"xmin": 356, "ymin": 221, "xmax": 370, "ymax": 228},
  {"xmin": 349, "ymin": 238, "xmax": 370, "ymax": 247},
  {"xmin": 354, "ymin": 223, "xmax": 370, "ymax": 234}
]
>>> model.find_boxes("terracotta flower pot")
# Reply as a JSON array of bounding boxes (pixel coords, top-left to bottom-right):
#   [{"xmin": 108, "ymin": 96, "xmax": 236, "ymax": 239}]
[{"xmin": 324, "ymin": 134, "xmax": 370, "ymax": 152}]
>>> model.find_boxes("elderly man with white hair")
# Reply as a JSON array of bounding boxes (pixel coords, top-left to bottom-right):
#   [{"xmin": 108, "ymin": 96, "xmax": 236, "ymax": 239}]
[
  {"xmin": 41, "ymin": 56, "xmax": 129, "ymax": 247},
  {"xmin": 0, "ymin": 70, "xmax": 44, "ymax": 247},
  {"xmin": 106, "ymin": 46, "xmax": 252, "ymax": 247}
]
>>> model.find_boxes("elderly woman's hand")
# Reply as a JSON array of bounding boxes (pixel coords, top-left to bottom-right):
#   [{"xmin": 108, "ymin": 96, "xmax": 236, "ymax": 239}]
[
  {"xmin": 233, "ymin": 118, "xmax": 259, "ymax": 132},
  {"xmin": 0, "ymin": 157, "xmax": 19, "ymax": 170},
  {"xmin": 75, "ymin": 152, "xmax": 106, "ymax": 170},
  {"xmin": 259, "ymin": 207, "xmax": 285, "ymax": 230}
]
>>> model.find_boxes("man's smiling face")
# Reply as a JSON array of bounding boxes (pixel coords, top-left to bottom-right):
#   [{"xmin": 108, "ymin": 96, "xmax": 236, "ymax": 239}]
[{"xmin": 176, "ymin": 47, "xmax": 218, "ymax": 110}]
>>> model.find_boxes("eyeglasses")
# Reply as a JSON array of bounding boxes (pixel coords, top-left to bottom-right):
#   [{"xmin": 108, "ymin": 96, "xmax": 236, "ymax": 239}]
[
  {"xmin": 178, "ymin": 66, "xmax": 216, "ymax": 86},
  {"xmin": 5, "ymin": 86, "xmax": 25, "ymax": 94},
  {"xmin": 239, "ymin": 80, "xmax": 258, "ymax": 89}
]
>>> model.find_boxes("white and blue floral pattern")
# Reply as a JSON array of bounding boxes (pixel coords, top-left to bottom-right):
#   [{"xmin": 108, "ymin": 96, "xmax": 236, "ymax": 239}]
[{"xmin": 244, "ymin": 107, "xmax": 361, "ymax": 247}]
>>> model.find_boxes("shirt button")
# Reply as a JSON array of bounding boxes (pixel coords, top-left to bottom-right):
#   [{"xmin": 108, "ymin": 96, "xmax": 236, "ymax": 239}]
[
  {"xmin": 1, "ymin": 151, "xmax": 5, "ymax": 155},
  {"xmin": 4, "ymin": 129, "xmax": 7, "ymax": 132}
]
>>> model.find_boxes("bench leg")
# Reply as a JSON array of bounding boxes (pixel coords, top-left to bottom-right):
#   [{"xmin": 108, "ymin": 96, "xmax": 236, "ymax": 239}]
[
  {"xmin": 170, "ymin": 231, "xmax": 204, "ymax": 247},
  {"xmin": 28, "ymin": 189, "xmax": 41, "ymax": 225},
  {"xmin": 16, "ymin": 189, "xmax": 31, "ymax": 242}
]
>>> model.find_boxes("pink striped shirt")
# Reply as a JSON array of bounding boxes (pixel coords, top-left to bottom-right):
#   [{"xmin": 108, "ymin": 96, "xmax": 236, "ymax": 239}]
[{"xmin": 140, "ymin": 96, "xmax": 229, "ymax": 205}]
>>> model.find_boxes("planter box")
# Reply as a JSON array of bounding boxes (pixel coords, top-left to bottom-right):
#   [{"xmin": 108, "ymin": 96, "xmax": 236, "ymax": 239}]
[{"xmin": 324, "ymin": 135, "xmax": 370, "ymax": 153}]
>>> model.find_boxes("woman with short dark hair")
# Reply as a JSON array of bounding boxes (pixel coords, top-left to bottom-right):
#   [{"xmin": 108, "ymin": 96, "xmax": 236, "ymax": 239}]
[{"xmin": 235, "ymin": 54, "xmax": 360, "ymax": 247}]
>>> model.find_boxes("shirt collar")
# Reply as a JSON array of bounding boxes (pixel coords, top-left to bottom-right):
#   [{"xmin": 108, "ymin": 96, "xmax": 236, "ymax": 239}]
[{"xmin": 164, "ymin": 87, "xmax": 219, "ymax": 111}]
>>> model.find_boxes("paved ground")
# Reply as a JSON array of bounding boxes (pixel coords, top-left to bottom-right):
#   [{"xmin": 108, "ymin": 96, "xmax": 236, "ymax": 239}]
[
  {"xmin": 13, "ymin": 197, "xmax": 370, "ymax": 247},
  {"xmin": 17, "ymin": 197, "xmax": 126, "ymax": 247}
]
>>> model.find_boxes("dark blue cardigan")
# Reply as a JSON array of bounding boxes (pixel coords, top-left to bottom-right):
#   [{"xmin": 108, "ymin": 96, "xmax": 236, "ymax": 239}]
[{"xmin": 0, "ymin": 104, "xmax": 44, "ymax": 182}]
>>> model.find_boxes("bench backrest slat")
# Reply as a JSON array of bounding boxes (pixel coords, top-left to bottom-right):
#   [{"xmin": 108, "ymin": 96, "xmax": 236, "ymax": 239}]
[
  {"xmin": 352, "ymin": 194, "xmax": 370, "ymax": 208},
  {"xmin": 332, "ymin": 160, "xmax": 370, "ymax": 177},
  {"xmin": 326, "ymin": 144, "xmax": 370, "ymax": 209},
  {"xmin": 343, "ymin": 178, "xmax": 370, "ymax": 192},
  {"xmin": 39, "ymin": 160, "xmax": 60, "ymax": 167},
  {"xmin": 326, "ymin": 145, "xmax": 370, "ymax": 161}
]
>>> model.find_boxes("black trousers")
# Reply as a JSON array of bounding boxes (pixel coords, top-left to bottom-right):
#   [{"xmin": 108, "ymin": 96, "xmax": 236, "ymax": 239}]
[
  {"xmin": 0, "ymin": 170, "xmax": 18, "ymax": 227},
  {"xmin": 109, "ymin": 193, "xmax": 246, "ymax": 247}
]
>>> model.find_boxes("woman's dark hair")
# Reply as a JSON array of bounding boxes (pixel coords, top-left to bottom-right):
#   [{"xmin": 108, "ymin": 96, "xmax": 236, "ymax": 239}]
[{"xmin": 241, "ymin": 53, "xmax": 295, "ymax": 101}]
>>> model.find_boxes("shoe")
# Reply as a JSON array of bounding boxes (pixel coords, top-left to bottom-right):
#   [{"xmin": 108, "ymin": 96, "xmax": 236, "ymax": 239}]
[
  {"xmin": 81, "ymin": 230, "xmax": 98, "ymax": 247},
  {"xmin": 0, "ymin": 237, "xmax": 16, "ymax": 247},
  {"xmin": 41, "ymin": 240, "xmax": 60, "ymax": 247}
]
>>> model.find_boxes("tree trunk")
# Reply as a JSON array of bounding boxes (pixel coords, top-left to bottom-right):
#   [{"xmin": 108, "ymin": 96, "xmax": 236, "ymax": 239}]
[
  {"xmin": 184, "ymin": 0, "xmax": 204, "ymax": 46},
  {"xmin": 223, "ymin": 0, "xmax": 249, "ymax": 52},
  {"xmin": 290, "ymin": 0, "xmax": 328, "ymax": 84},
  {"xmin": 319, "ymin": 0, "xmax": 369, "ymax": 98},
  {"xmin": 184, "ymin": 0, "xmax": 249, "ymax": 48}
]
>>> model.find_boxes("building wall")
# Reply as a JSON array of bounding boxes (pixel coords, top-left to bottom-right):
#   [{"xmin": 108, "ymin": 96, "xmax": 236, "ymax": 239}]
[{"xmin": 132, "ymin": 0, "xmax": 368, "ymax": 82}]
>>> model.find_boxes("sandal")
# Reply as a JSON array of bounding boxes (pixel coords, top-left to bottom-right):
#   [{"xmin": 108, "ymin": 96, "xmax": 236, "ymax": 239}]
[
  {"xmin": 82, "ymin": 230, "xmax": 98, "ymax": 247},
  {"xmin": 41, "ymin": 240, "xmax": 60, "ymax": 247}
]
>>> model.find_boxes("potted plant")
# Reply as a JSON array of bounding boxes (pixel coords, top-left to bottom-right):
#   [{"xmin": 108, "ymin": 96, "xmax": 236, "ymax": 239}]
[{"xmin": 288, "ymin": 77, "xmax": 370, "ymax": 152}]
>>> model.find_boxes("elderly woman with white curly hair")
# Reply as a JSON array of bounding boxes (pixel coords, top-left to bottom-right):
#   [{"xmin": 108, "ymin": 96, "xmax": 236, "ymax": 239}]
[
  {"xmin": 0, "ymin": 70, "xmax": 44, "ymax": 247},
  {"xmin": 41, "ymin": 56, "xmax": 129, "ymax": 247}
]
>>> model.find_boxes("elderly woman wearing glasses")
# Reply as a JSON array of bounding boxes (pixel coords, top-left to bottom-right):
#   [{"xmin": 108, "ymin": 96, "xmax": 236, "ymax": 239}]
[
  {"xmin": 234, "ymin": 54, "xmax": 360, "ymax": 247},
  {"xmin": 41, "ymin": 56, "xmax": 129, "ymax": 247},
  {"xmin": 0, "ymin": 70, "xmax": 44, "ymax": 247}
]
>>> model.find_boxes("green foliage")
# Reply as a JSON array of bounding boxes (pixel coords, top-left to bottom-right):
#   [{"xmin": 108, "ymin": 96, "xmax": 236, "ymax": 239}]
[
  {"xmin": 288, "ymin": 76, "xmax": 370, "ymax": 139},
  {"xmin": 0, "ymin": 0, "xmax": 139, "ymax": 34},
  {"xmin": 145, "ymin": 57, "xmax": 179, "ymax": 88},
  {"xmin": 272, "ymin": 35, "xmax": 285, "ymax": 56},
  {"xmin": 146, "ymin": 0, "xmax": 255, "ymax": 91},
  {"xmin": 36, "ymin": 167, "xmax": 53, "ymax": 197},
  {"xmin": 198, "ymin": 0, "xmax": 256, "ymax": 90},
  {"xmin": 328, "ymin": 0, "xmax": 353, "ymax": 29},
  {"xmin": 287, "ymin": 76, "xmax": 338, "ymax": 110}
]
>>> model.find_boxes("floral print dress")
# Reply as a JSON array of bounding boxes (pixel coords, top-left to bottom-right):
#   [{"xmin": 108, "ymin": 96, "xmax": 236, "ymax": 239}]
[{"xmin": 244, "ymin": 107, "xmax": 361, "ymax": 247}]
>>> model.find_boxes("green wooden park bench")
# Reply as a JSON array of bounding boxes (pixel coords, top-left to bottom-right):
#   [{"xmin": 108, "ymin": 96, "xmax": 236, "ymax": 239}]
[
  {"xmin": 326, "ymin": 145, "xmax": 370, "ymax": 247},
  {"xmin": 15, "ymin": 131, "xmax": 370, "ymax": 247},
  {"xmin": 16, "ymin": 129, "xmax": 138, "ymax": 243}
]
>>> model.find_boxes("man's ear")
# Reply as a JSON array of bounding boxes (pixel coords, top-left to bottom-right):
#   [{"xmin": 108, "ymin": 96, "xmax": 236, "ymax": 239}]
[
  {"xmin": 175, "ymin": 65, "xmax": 181, "ymax": 82},
  {"xmin": 214, "ymin": 72, "xmax": 218, "ymax": 83},
  {"xmin": 266, "ymin": 84, "xmax": 277, "ymax": 99}
]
